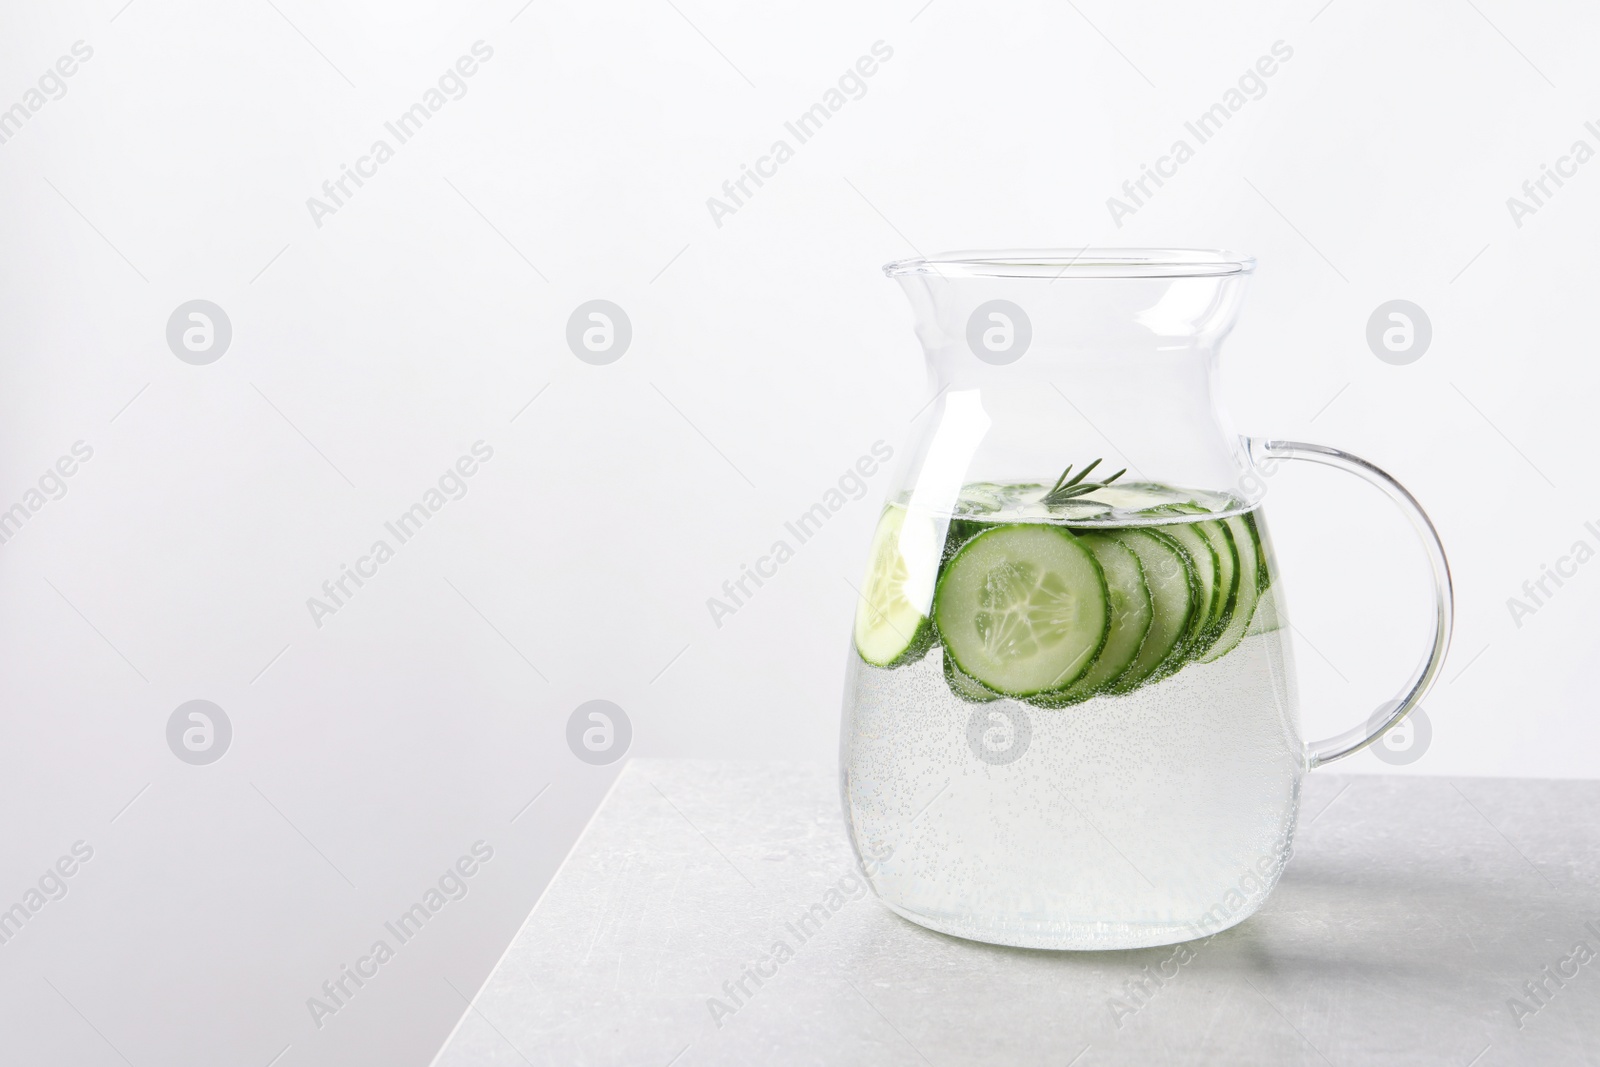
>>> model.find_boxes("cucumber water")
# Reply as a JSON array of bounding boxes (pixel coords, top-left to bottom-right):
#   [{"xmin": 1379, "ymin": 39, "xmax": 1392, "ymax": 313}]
[
  {"xmin": 853, "ymin": 482, "xmax": 1272, "ymax": 702},
  {"xmin": 843, "ymin": 478, "xmax": 1302, "ymax": 949}
]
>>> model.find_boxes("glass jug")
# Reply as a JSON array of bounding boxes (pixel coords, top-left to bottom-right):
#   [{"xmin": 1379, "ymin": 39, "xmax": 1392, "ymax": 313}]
[{"xmin": 840, "ymin": 249, "xmax": 1452, "ymax": 951}]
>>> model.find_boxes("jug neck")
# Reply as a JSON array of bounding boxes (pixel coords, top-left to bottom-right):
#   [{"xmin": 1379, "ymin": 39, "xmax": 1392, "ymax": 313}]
[
  {"xmin": 891, "ymin": 250, "xmax": 1251, "ymax": 379},
  {"xmin": 887, "ymin": 250, "xmax": 1256, "ymax": 495}
]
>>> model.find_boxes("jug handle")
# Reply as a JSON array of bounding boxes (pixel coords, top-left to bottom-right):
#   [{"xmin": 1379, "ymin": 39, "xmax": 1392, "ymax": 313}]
[{"xmin": 1245, "ymin": 439, "xmax": 1454, "ymax": 768}]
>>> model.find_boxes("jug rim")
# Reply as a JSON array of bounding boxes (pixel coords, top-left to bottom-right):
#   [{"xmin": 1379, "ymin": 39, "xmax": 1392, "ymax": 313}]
[{"xmin": 883, "ymin": 248, "xmax": 1255, "ymax": 279}]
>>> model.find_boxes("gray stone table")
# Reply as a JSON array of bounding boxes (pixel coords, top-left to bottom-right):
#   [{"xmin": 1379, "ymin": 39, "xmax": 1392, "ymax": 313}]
[{"xmin": 431, "ymin": 760, "xmax": 1600, "ymax": 1066}]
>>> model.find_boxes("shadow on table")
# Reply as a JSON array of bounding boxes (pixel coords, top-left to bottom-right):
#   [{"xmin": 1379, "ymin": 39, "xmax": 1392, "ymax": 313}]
[{"xmin": 865, "ymin": 851, "xmax": 1570, "ymax": 984}]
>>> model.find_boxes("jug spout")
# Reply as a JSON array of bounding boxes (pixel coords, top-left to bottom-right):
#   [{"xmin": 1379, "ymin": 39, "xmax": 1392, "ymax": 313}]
[{"xmin": 886, "ymin": 249, "xmax": 1257, "ymax": 502}]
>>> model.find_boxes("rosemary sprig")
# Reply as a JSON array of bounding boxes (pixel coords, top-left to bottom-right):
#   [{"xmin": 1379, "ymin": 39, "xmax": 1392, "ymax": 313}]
[{"xmin": 1042, "ymin": 458, "xmax": 1126, "ymax": 505}]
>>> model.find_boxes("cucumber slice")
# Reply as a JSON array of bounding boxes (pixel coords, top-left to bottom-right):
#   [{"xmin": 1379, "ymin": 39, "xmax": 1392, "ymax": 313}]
[
  {"xmin": 1192, "ymin": 518, "xmax": 1239, "ymax": 656},
  {"xmin": 933, "ymin": 524, "xmax": 1109, "ymax": 698},
  {"xmin": 1070, "ymin": 483, "xmax": 1184, "ymax": 511},
  {"xmin": 1023, "ymin": 500, "xmax": 1115, "ymax": 522},
  {"xmin": 1246, "ymin": 584, "xmax": 1285, "ymax": 634},
  {"xmin": 955, "ymin": 482, "xmax": 1009, "ymax": 516},
  {"xmin": 853, "ymin": 504, "xmax": 935, "ymax": 667},
  {"xmin": 1248, "ymin": 510, "xmax": 1273, "ymax": 593},
  {"xmin": 1245, "ymin": 510, "xmax": 1282, "ymax": 635},
  {"xmin": 1030, "ymin": 533, "xmax": 1153, "ymax": 707},
  {"xmin": 942, "ymin": 517, "xmax": 990, "ymax": 565},
  {"xmin": 1105, "ymin": 529, "xmax": 1198, "ymax": 691},
  {"xmin": 1147, "ymin": 517, "xmax": 1220, "ymax": 657},
  {"xmin": 943, "ymin": 651, "xmax": 1000, "ymax": 703},
  {"xmin": 1201, "ymin": 512, "xmax": 1263, "ymax": 662},
  {"xmin": 1156, "ymin": 503, "xmax": 1239, "ymax": 655},
  {"xmin": 1246, "ymin": 512, "xmax": 1285, "ymax": 637}
]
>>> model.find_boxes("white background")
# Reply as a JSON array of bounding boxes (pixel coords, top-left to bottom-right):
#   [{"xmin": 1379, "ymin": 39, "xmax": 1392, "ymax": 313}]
[{"xmin": 0, "ymin": 0, "xmax": 1595, "ymax": 1064}]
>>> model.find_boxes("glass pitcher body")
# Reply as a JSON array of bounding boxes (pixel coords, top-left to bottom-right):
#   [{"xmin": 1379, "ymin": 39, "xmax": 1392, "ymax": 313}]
[{"xmin": 839, "ymin": 250, "xmax": 1451, "ymax": 951}]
